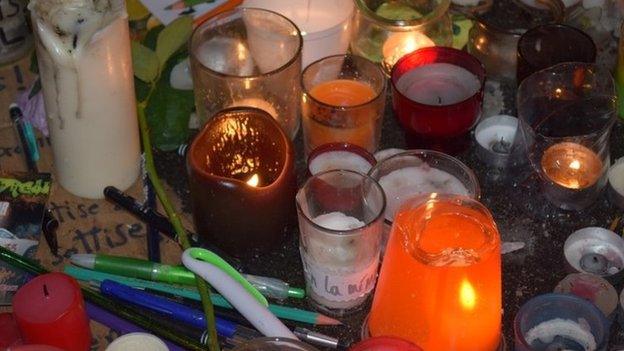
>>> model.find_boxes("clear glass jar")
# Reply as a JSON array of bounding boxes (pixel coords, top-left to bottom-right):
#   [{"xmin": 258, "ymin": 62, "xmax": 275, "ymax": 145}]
[{"xmin": 350, "ymin": 0, "xmax": 452, "ymax": 74}]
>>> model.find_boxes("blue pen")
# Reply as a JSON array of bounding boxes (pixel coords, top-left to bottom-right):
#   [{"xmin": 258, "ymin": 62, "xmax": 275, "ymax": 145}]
[{"xmin": 99, "ymin": 279, "xmax": 238, "ymax": 337}]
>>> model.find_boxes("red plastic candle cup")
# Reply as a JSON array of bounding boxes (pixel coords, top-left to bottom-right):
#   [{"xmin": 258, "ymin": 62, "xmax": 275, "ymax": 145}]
[
  {"xmin": 0, "ymin": 313, "xmax": 22, "ymax": 348},
  {"xmin": 13, "ymin": 273, "xmax": 91, "ymax": 351},
  {"xmin": 307, "ymin": 142, "xmax": 377, "ymax": 176},
  {"xmin": 516, "ymin": 24, "xmax": 596, "ymax": 85},
  {"xmin": 187, "ymin": 107, "xmax": 297, "ymax": 257},
  {"xmin": 349, "ymin": 337, "xmax": 423, "ymax": 351},
  {"xmin": 391, "ymin": 47, "xmax": 485, "ymax": 154}
]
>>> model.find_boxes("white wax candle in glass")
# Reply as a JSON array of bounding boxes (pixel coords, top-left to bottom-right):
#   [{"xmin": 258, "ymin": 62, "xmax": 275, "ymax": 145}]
[
  {"xmin": 29, "ymin": 0, "xmax": 140, "ymax": 199},
  {"xmin": 395, "ymin": 63, "xmax": 481, "ymax": 106},
  {"xmin": 308, "ymin": 151, "xmax": 373, "ymax": 175},
  {"xmin": 241, "ymin": 0, "xmax": 354, "ymax": 68}
]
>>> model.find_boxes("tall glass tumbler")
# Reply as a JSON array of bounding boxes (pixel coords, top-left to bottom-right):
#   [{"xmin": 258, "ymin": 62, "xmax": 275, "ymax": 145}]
[
  {"xmin": 29, "ymin": 0, "xmax": 141, "ymax": 199},
  {"xmin": 350, "ymin": 0, "xmax": 453, "ymax": 75},
  {"xmin": 514, "ymin": 294, "xmax": 608, "ymax": 351},
  {"xmin": 296, "ymin": 170, "xmax": 385, "ymax": 316},
  {"xmin": 617, "ymin": 23, "xmax": 624, "ymax": 120},
  {"xmin": 301, "ymin": 55, "xmax": 386, "ymax": 155},
  {"xmin": 368, "ymin": 194, "xmax": 502, "ymax": 350},
  {"xmin": 190, "ymin": 8, "xmax": 303, "ymax": 139},
  {"xmin": 516, "ymin": 24, "xmax": 596, "ymax": 85},
  {"xmin": 517, "ymin": 63, "xmax": 617, "ymax": 211}
]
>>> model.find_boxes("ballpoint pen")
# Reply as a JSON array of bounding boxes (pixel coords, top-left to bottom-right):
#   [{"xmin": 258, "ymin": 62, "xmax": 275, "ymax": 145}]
[
  {"xmin": 70, "ymin": 253, "xmax": 304, "ymax": 300},
  {"xmin": 103, "ymin": 186, "xmax": 244, "ymax": 272}
]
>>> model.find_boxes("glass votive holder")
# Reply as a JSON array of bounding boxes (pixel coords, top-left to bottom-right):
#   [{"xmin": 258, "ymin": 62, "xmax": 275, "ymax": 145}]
[
  {"xmin": 467, "ymin": 20, "xmax": 522, "ymax": 81},
  {"xmin": 187, "ymin": 107, "xmax": 297, "ymax": 258},
  {"xmin": 296, "ymin": 170, "xmax": 385, "ymax": 316},
  {"xmin": 608, "ymin": 157, "xmax": 624, "ymax": 210},
  {"xmin": 301, "ymin": 54, "xmax": 386, "ymax": 155},
  {"xmin": 368, "ymin": 150, "xmax": 480, "ymax": 253},
  {"xmin": 190, "ymin": 8, "xmax": 303, "ymax": 139},
  {"xmin": 368, "ymin": 194, "xmax": 502, "ymax": 350},
  {"xmin": 307, "ymin": 143, "xmax": 377, "ymax": 176},
  {"xmin": 553, "ymin": 273, "xmax": 619, "ymax": 322},
  {"xmin": 516, "ymin": 24, "xmax": 596, "ymax": 85},
  {"xmin": 517, "ymin": 62, "xmax": 617, "ymax": 211},
  {"xmin": 240, "ymin": 0, "xmax": 353, "ymax": 69},
  {"xmin": 232, "ymin": 337, "xmax": 320, "ymax": 351},
  {"xmin": 350, "ymin": 0, "xmax": 453, "ymax": 75},
  {"xmin": 563, "ymin": 227, "xmax": 624, "ymax": 285},
  {"xmin": 349, "ymin": 337, "xmax": 423, "ymax": 351},
  {"xmin": 391, "ymin": 47, "xmax": 485, "ymax": 153},
  {"xmin": 514, "ymin": 293, "xmax": 608, "ymax": 351}
]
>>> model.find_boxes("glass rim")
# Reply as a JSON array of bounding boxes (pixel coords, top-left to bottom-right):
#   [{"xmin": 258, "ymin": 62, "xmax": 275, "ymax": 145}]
[
  {"xmin": 187, "ymin": 106, "xmax": 292, "ymax": 188},
  {"xmin": 517, "ymin": 62, "xmax": 617, "ymax": 141},
  {"xmin": 301, "ymin": 54, "xmax": 387, "ymax": 111},
  {"xmin": 517, "ymin": 23, "xmax": 596, "ymax": 67},
  {"xmin": 473, "ymin": 18, "xmax": 525, "ymax": 37},
  {"xmin": 190, "ymin": 7, "xmax": 303, "ymax": 80},
  {"xmin": 354, "ymin": 0, "xmax": 450, "ymax": 29},
  {"xmin": 307, "ymin": 142, "xmax": 377, "ymax": 170},
  {"xmin": 296, "ymin": 169, "xmax": 387, "ymax": 237},
  {"xmin": 368, "ymin": 149, "xmax": 482, "ymax": 201},
  {"xmin": 390, "ymin": 47, "xmax": 486, "ymax": 109},
  {"xmin": 513, "ymin": 293, "xmax": 609, "ymax": 349}
]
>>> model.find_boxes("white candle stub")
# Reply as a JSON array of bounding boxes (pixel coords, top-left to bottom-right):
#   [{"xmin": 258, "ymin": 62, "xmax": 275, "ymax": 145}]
[
  {"xmin": 396, "ymin": 63, "xmax": 481, "ymax": 106},
  {"xmin": 475, "ymin": 115, "xmax": 518, "ymax": 154},
  {"xmin": 313, "ymin": 212, "xmax": 365, "ymax": 230},
  {"xmin": 374, "ymin": 148, "xmax": 406, "ymax": 162},
  {"xmin": 524, "ymin": 318, "xmax": 597, "ymax": 351},
  {"xmin": 309, "ymin": 151, "xmax": 373, "ymax": 175},
  {"xmin": 379, "ymin": 165, "xmax": 469, "ymax": 221},
  {"xmin": 608, "ymin": 159, "xmax": 624, "ymax": 197}
]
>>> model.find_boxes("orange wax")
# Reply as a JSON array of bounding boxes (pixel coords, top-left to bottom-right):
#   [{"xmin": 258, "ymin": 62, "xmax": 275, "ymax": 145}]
[
  {"xmin": 303, "ymin": 79, "xmax": 381, "ymax": 153},
  {"xmin": 369, "ymin": 196, "xmax": 501, "ymax": 351},
  {"xmin": 541, "ymin": 142, "xmax": 603, "ymax": 190}
]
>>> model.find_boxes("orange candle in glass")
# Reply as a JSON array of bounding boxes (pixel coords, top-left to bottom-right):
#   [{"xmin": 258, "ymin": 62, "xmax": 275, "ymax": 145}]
[
  {"xmin": 302, "ymin": 54, "xmax": 386, "ymax": 154},
  {"xmin": 368, "ymin": 194, "xmax": 502, "ymax": 351}
]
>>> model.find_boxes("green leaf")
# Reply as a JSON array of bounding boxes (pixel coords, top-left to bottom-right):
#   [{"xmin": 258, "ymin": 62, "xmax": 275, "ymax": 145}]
[
  {"xmin": 145, "ymin": 52, "xmax": 195, "ymax": 151},
  {"xmin": 131, "ymin": 41, "xmax": 160, "ymax": 83},
  {"xmin": 155, "ymin": 16, "xmax": 193, "ymax": 67},
  {"xmin": 144, "ymin": 25, "xmax": 165, "ymax": 51}
]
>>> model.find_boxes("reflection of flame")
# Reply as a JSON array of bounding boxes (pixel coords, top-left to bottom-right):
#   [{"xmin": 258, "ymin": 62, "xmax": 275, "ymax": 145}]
[
  {"xmin": 382, "ymin": 31, "xmax": 435, "ymax": 69},
  {"xmin": 459, "ymin": 279, "xmax": 476, "ymax": 310},
  {"xmin": 246, "ymin": 174, "xmax": 260, "ymax": 187},
  {"xmin": 569, "ymin": 159, "xmax": 581, "ymax": 170}
]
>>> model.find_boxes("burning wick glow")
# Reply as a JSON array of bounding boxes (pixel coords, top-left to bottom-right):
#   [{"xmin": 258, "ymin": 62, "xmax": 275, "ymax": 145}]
[
  {"xmin": 246, "ymin": 174, "xmax": 260, "ymax": 187},
  {"xmin": 460, "ymin": 279, "xmax": 476, "ymax": 310}
]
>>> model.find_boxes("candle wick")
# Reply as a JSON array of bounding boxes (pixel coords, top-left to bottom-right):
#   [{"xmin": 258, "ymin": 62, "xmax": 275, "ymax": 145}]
[
  {"xmin": 43, "ymin": 284, "xmax": 49, "ymax": 298},
  {"xmin": 437, "ymin": 96, "xmax": 442, "ymax": 105}
]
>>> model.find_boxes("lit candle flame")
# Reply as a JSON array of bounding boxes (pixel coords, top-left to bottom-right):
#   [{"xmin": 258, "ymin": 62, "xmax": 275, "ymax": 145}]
[
  {"xmin": 459, "ymin": 279, "xmax": 476, "ymax": 310},
  {"xmin": 381, "ymin": 31, "xmax": 435, "ymax": 71},
  {"xmin": 246, "ymin": 174, "xmax": 260, "ymax": 187},
  {"xmin": 569, "ymin": 159, "xmax": 581, "ymax": 170}
]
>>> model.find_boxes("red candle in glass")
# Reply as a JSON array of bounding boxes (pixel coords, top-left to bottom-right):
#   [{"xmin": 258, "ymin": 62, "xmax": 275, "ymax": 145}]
[
  {"xmin": 10, "ymin": 346, "xmax": 64, "ymax": 351},
  {"xmin": 12, "ymin": 273, "xmax": 91, "ymax": 351},
  {"xmin": 187, "ymin": 107, "xmax": 297, "ymax": 257},
  {"xmin": 391, "ymin": 47, "xmax": 485, "ymax": 153},
  {"xmin": 0, "ymin": 313, "xmax": 22, "ymax": 348}
]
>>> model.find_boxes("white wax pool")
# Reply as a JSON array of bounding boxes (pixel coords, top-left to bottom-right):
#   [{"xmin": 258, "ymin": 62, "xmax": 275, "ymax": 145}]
[
  {"xmin": 313, "ymin": 212, "xmax": 365, "ymax": 230},
  {"xmin": 309, "ymin": 151, "xmax": 372, "ymax": 175},
  {"xmin": 379, "ymin": 165, "xmax": 470, "ymax": 221},
  {"xmin": 395, "ymin": 63, "xmax": 481, "ymax": 106},
  {"xmin": 475, "ymin": 115, "xmax": 518, "ymax": 153},
  {"xmin": 524, "ymin": 318, "xmax": 597, "ymax": 351}
]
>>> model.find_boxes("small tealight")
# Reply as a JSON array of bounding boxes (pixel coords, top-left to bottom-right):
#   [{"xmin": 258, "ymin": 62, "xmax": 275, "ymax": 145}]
[
  {"xmin": 474, "ymin": 115, "xmax": 518, "ymax": 168},
  {"xmin": 554, "ymin": 273, "xmax": 618, "ymax": 321},
  {"xmin": 564, "ymin": 227, "xmax": 624, "ymax": 285},
  {"xmin": 308, "ymin": 143, "xmax": 376, "ymax": 176},
  {"xmin": 607, "ymin": 157, "xmax": 624, "ymax": 210},
  {"xmin": 373, "ymin": 149, "xmax": 406, "ymax": 162}
]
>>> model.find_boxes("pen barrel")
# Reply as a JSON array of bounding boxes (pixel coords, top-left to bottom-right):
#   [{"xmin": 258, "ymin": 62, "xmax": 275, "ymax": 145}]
[
  {"xmin": 95, "ymin": 255, "xmax": 156, "ymax": 281},
  {"xmin": 158, "ymin": 265, "xmax": 197, "ymax": 286}
]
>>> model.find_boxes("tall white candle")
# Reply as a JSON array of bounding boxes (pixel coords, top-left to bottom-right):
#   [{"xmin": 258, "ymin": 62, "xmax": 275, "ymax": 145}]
[
  {"xmin": 395, "ymin": 63, "xmax": 481, "ymax": 105},
  {"xmin": 242, "ymin": 0, "xmax": 353, "ymax": 68},
  {"xmin": 29, "ymin": 0, "xmax": 140, "ymax": 199},
  {"xmin": 378, "ymin": 166, "xmax": 469, "ymax": 221},
  {"xmin": 106, "ymin": 333, "xmax": 169, "ymax": 351}
]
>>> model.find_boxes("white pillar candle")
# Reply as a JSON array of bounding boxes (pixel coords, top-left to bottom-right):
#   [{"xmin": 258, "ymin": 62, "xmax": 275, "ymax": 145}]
[
  {"xmin": 105, "ymin": 333, "xmax": 169, "ymax": 351},
  {"xmin": 29, "ymin": 0, "xmax": 140, "ymax": 199},
  {"xmin": 242, "ymin": 0, "xmax": 353, "ymax": 68},
  {"xmin": 378, "ymin": 166, "xmax": 469, "ymax": 221},
  {"xmin": 309, "ymin": 151, "xmax": 373, "ymax": 175},
  {"xmin": 395, "ymin": 63, "xmax": 481, "ymax": 105}
]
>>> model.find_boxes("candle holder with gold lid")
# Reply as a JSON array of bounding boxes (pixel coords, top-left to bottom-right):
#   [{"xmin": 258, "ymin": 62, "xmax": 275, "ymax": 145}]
[
  {"xmin": 350, "ymin": 0, "xmax": 453, "ymax": 75},
  {"xmin": 517, "ymin": 62, "xmax": 617, "ymax": 211}
]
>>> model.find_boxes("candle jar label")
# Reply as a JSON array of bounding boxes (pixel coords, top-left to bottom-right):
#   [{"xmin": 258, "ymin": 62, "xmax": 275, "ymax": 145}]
[{"xmin": 302, "ymin": 254, "xmax": 379, "ymax": 304}]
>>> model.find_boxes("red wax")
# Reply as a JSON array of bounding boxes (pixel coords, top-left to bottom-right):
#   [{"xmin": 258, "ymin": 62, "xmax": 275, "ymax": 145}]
[
  {"xmin": 0, "ymin": 313, "xmax": 22, "ymax": 348},
  {"xmin": 10, "ymin": 346, "xmax": 65, "ymax": 351},
  {"xmin": 13, "ymin": 273, "xmax": 91, "ymax": 351}
]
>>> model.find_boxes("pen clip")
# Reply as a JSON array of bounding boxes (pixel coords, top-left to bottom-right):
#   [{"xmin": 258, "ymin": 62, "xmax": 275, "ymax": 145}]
[{"xmin": 186, "ymin": 248, "xmax": 268, "ymax": 307}]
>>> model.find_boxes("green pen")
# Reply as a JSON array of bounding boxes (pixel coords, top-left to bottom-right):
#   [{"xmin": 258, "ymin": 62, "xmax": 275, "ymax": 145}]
[{"xmin": 70, "ymin": 254, "xmax": 305, "ymax": 300}]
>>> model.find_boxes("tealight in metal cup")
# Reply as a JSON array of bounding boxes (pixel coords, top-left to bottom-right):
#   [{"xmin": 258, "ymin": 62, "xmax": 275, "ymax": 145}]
[{"xmin": 563, "ymin": 227, "xmax": 624, "ymax": 285}]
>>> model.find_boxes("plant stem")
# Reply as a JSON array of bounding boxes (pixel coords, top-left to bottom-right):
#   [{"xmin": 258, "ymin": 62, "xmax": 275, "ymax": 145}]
[{"xmin": 137, "ymin": 102, "xmax": 220, "ymax": 351}]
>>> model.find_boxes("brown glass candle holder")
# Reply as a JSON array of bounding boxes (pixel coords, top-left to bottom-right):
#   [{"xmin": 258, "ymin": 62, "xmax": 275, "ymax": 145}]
[{"xmin": 187, "ymin": 107, "xmax": 297, "ymax": 257}]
